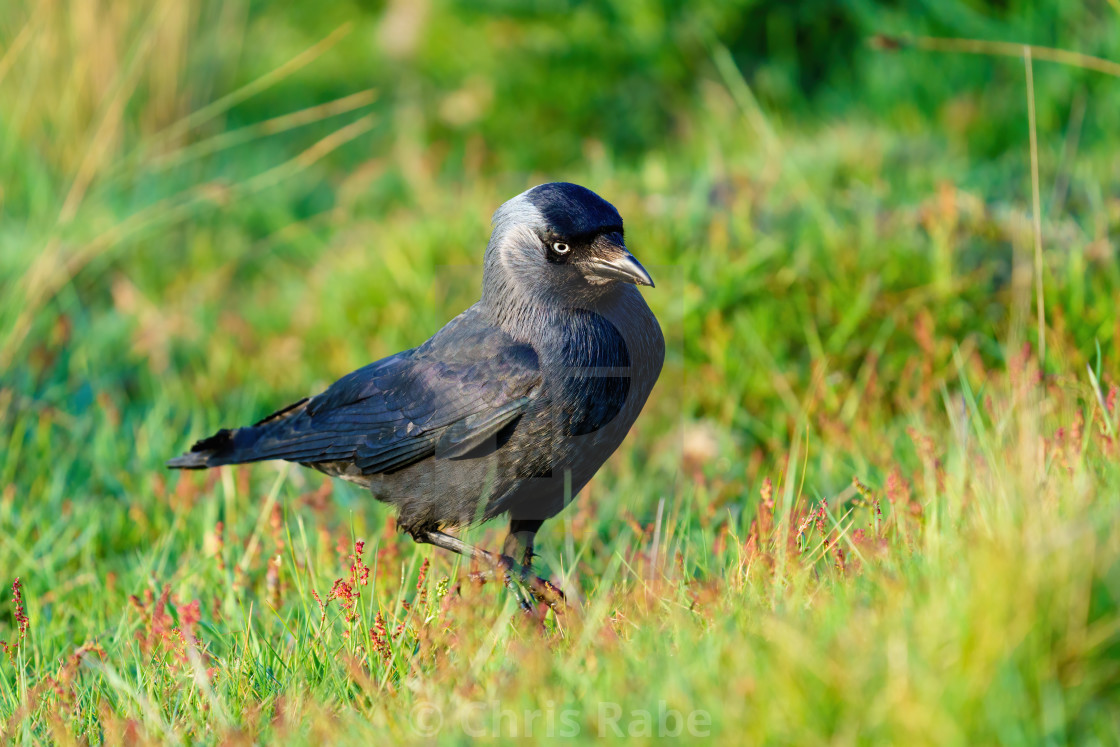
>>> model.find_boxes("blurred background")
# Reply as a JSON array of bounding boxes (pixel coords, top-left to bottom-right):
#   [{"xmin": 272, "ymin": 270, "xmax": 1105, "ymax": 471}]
[
  {"xmin": 4, "ymin": 0, "xmax": 1118, "ymax": 487},
  {"xmin": 2, "ymin": 0, "xmax": 1119, "ymax": 558},
  {"xmin": 2, "ymin": 1, "xmax": 1120, "ymax": 741}
]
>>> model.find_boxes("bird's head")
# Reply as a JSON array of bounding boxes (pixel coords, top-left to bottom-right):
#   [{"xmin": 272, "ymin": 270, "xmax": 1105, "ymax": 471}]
[{"xmin": 483, "ymin": 183, "xmax": 654, "ymax": 307}]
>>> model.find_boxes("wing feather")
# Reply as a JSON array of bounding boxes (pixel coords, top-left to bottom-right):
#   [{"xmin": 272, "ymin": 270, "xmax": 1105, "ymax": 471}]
[{"xmin": 176, "ymin": 306, "xmax": 541, "ymax": 474}]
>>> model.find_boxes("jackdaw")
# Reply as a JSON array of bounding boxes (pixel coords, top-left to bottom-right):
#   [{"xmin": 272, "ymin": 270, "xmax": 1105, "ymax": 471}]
[{"xmin": 169, "ymin": 182, "xmax": 664, "ymax": 597}]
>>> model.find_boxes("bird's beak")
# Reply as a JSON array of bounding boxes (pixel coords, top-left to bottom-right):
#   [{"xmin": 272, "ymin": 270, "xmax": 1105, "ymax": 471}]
[{"xmin": 582, "ymin": 245, "xmax": 655, "ymax": 288}]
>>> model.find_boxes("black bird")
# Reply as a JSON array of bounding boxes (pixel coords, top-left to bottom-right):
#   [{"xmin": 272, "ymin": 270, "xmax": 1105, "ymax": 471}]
[{"xmin": 169, "ymin": 183, "xmax": 664, "ymax": 597}]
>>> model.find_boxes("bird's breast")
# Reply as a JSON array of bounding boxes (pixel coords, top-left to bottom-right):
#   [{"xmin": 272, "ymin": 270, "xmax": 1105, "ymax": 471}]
[{"xmin": 537, "ymin": 293, "xmax": 663, "ymax": 442}]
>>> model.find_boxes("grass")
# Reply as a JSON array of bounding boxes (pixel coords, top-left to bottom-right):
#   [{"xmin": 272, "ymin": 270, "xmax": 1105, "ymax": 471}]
[{"xmin": 2, "ymin": 1, "xmax": 1120, "ymax": 743}]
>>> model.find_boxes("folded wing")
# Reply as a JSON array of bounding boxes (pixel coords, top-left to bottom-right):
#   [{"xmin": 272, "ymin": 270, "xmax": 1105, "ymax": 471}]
[{"xmin": 167, "ymin": 307, "xmax": 541, "ymax": 473}]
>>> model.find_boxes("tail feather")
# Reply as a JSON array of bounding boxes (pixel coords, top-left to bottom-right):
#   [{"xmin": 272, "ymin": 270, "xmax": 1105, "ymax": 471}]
[
  {"xmin": 167, "ymin": 398, "xmax": 312, "ymax": 470},
  {"xmin": 166, "ymin": 428, "xmax": 242, "ymax": 469},
  {"xmin": 166, "ymin": 452, "xmax": 210, "ymax": 469},
  {"xmin": 166, "ymin": 424, "xmax": 271, "ymax": 469}
]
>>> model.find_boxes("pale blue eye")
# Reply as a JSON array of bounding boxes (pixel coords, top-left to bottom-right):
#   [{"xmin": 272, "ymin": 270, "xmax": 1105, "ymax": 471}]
[{"xmin": 552, "ymin": 242, "xmax": 570, "ymax": 254}]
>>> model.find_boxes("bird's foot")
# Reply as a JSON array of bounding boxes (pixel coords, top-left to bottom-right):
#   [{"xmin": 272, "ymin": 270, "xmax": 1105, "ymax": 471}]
[
  {"xmin": 521, "ymin": 567, "xmax": 566, "ymax": 609},
  {"xmin": 408, "ymin": 528, "xmax": 565, "ymax": 614},
  {"xmin": 467, "ymin": 553, "xmax": 565, "ymax": 614}
]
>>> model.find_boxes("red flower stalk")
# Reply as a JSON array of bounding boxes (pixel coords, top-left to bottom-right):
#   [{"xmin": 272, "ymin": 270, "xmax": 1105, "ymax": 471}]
[
  {"xmin": 351, "ymin": 540, "xmax": 369, "ymax": 588},
  {"xmin": 328, "ymin": 578, "xmax": 360, "ymax": 638},
  {"xmin": 129, "ymin": 585, "xmax": 206, "ymax": 666},
  {"xmin": 370, "ymin": 611, "xmax": 391, "ymax": 661},
  {"xmin": 759, "ymin": 477, "xmax": 774, "ymax": 510},
  {"xmin": 417, "ymin": 559, "xmax": 430, "ymax": 605},
  {"xmin": 311, "ymin": 589, "xmax": 328, "ymax": 627},
  {"xmin": 885, "ymin": 467, "xmax": 911, "ymax": 506},
  {"xmin": 314, "ymin": 540, "xmax": 371, "ymax": 639},
  {"xmin": 180, "ymin": 599, "xmax": 202, "ymax": 636},
  {"xmin": 270, "ymin": 503, "xmax": 285, "ymax": 554},
  {"xmin": 795, "ymin": 513, "xmax": 815, "ymax": 546},
  {"xmin": 267, "ymin": 554, "xmax": 282, "ymax": 609},
  {"xmin": 752, "ymin": 477, "xmax": 775, "ymax": 550},
  {"xmin": 12, "ymin": 578, "xmax": 27, "ymax": 638},
  {"xmin": 1, "ymin": 577, "xmax": 29, "ymax": 663},
  {"xmin": 329, "ymin": 578, "xmax": 356, "ymax": 604},
  {"xmin": 213, "ymin": 521, "xmax": 226, "ymax": 572},
  {"xmin": 1071, "ymin": 410, "xmax": 1085, "ymax": 452}
]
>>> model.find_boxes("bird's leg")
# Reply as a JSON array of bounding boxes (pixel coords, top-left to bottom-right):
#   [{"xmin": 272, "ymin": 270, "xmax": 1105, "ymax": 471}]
[
  {"xmin": 412, "ymin": 527, "xmax": 564, "ymax": 611},
  {"xmin": 413, "ymin": 528, "xmax": 494, "ymax": 564},
  {"xmin": 503, "ymin": 518, "xmax": 565, "ymax": 607},
  {"xmin": 410, "ymin": 529, "xmax": 533, "ymax": 608},
  {"xmin": 501, "ymin": 519, "xmax": 541, "ymax": 568}
]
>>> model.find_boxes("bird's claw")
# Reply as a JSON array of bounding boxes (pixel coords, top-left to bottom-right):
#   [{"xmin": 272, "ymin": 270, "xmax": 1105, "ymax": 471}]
[{"xmin": 467, "ymin": 552, "xmax": 566, "ymax": 614}]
